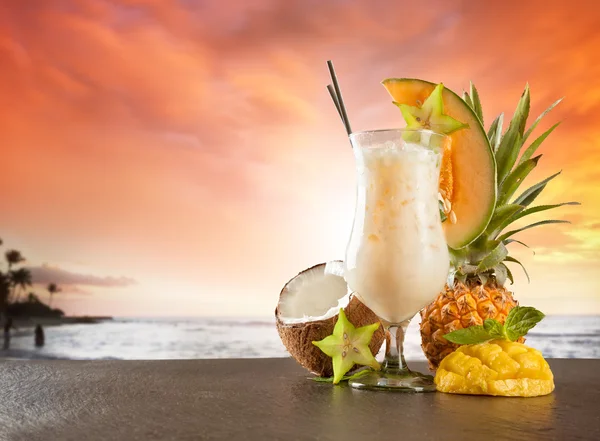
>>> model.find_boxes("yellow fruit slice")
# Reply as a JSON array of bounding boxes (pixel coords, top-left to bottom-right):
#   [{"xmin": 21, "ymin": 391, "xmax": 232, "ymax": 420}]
[
  {"xmin": 382, "ymin": 78, "xmax": 496, "ymax": 249},
  {"xmin": 435, "ymin": 340, "xmax": 554, "ymax": 397}
]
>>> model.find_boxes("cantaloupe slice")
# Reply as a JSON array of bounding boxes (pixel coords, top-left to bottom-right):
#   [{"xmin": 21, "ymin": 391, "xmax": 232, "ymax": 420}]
[{"xmin": 382, "ymin": 78, "xmax": 496, "ymax": 249}]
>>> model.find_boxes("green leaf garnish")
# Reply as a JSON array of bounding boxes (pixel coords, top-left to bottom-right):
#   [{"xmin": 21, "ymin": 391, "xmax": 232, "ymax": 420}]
[
  {"xmin": 504, "ymin": 306, "xmax": 545, "ymax": 341},
  {"xmin": 443, "ymin": 325, "xmax": 494, "ymax": 345},
  {"xmin": 483, "ymin": 319, "xmax": 507, "ymax": 340},
  {"xmin": 443, "ymin": 306, "xmax": 544, "ymax": 345}
]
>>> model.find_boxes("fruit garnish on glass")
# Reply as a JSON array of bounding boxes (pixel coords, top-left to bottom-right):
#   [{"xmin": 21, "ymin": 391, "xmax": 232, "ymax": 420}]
[
  {"xmin": 322, "ymin": 61, "xmax": 470, "ymax": 392},
  {"xmin": 383, "ymin": 79, "xmax": 578, "ymax": 371}
]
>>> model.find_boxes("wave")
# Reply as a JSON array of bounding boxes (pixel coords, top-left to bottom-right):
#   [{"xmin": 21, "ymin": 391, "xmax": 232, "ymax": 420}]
[
  {"xmin": 2, "ymin": 315, "xmax": 598, "ymax": 361},
  {"xmin": 528, "ymin": 332, "xmax": 600, "ymax": 337},
  {"xmin": 202, "ymin": 320, "xmax": 275, "ymax": 328}
]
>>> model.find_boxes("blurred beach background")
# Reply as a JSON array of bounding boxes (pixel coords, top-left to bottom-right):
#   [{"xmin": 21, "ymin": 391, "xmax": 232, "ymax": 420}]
[
  {"xmin": 1, "ymin": 0, "xmax": 600, "ymax": 362},
  {"xmin": 4, "ymin": 316, "xmax": 600, "ymax": 361}
]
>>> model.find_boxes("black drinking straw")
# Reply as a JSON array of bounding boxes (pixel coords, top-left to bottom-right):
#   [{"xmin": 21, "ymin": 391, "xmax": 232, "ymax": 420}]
[
  {"xmin": 327, "ymin": 84, "xmax": 343, "ymax": 121},
  {"xmin": 326, "ymin": 60, "xmax": 352, "ymax": 137}
]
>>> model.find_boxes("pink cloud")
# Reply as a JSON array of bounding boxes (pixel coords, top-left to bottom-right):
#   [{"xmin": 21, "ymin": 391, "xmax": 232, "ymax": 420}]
[{"xmin": 0, "ymin": 0, "xmax": 598, "ymax": 315}]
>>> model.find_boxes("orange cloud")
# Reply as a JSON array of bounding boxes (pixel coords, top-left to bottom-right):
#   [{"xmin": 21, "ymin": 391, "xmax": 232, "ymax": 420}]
[{"xmin": 0, "ymin": 0, "xmax": 598, "ymax": 316}]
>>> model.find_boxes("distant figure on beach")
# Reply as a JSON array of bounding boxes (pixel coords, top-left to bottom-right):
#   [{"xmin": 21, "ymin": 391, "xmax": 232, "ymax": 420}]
[
  {"xmin": 3, "ymin": 318, "xmax": 16, "ymax": 350},
  {"xmin": 34, "ymin": 324, "xmax": 45, "ymax": 347}
]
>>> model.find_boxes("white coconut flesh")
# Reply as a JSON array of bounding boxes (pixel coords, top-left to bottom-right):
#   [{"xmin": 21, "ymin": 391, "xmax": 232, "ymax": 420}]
[{"xmin": 277, "ymin": 261, "xmax": 351, "ymax": 325}]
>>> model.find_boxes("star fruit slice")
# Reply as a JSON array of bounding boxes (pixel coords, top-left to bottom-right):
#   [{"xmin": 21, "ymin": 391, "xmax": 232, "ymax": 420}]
[
  {"xmin": 312, "ymin": 308, "xmax": 381, "ymax": 384},
  {"xmin": 394, "ymin": 83, "xmax": 468, "ymax": 135}
]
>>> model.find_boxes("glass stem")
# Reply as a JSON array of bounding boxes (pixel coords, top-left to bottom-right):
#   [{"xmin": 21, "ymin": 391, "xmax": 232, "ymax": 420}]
[{"xmin": 382, "ymin": 320, "xmax": 410, "ymax": 372}]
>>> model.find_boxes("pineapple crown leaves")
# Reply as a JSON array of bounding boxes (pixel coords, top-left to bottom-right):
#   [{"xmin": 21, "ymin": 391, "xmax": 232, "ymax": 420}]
[
  {"xmin": 443, "ymin": 306, "xmax": 545, "ymax": 345},
  {"xmin": 454, "ymin": 83, "xmax": 580, "ymax": 285}
]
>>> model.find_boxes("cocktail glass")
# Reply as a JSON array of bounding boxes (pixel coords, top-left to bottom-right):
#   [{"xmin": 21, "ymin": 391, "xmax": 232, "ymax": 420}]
[{"xmin": 344, "ymin": 128, "xmax": 450, "ymax": 392}]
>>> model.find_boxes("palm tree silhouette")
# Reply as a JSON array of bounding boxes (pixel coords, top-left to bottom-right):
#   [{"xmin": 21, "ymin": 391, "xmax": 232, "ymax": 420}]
[
  {"xmin": 0, "ymin": 273, "xmax": 9, "ymax": 317},
  {"xmin": 5, "ymin": 250, "xmax": 25, "ymax": 272},
  {"xmin": 9, "ymin": 268, "xmax": 32, "ymax": 303},
  {"xmin": 0, "ymin": 239, "xmax": 7, "ymax": 315},
  {"xmin": 0, "ymin": 239, "xmax": 61, "ymax": 315},
  {"xmin": 2, "ymin": 248, "xmax": 28, "ymax": 307},
  {"xmin": 47, "ymin": 283, "xmax": 61, "ymax": 307}
]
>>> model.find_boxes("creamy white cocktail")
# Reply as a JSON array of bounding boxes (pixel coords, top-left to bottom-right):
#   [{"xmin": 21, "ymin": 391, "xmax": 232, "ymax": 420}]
[
  {"xmin": 344, "ymin": 130, "xmax": 449, "ymax": 324},
  {"xmin": 343, "ymin": 129, "xmax": 450, "ymax": 391}
]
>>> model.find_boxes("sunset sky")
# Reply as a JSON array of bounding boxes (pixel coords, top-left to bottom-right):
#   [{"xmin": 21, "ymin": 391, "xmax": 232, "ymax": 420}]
[{"xmin": 1, "ymin": 0, "xmax": 599, "ymax": 317}]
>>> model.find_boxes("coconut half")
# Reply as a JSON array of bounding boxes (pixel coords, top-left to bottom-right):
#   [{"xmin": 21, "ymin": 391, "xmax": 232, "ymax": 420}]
[{"xmin": 275, "ymin": 261, "xmax": 385, "ymax": 377}]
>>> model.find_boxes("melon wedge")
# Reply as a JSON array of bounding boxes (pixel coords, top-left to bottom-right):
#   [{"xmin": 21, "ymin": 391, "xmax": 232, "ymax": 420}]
[{"xmin": 382, "ymin": 78, "xmax": 496, "ymax": 249}]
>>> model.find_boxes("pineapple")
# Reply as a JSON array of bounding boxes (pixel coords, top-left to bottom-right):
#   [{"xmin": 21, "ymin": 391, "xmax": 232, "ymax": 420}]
[
  {"xmin": 435, "ymin": 340, "xmax": 555, "ymax": 397},
  {"xmin": 420, "ymin": 280, "xmax": 522, "ymax": 369},
  {"xmin": 420, "ymin": 84, "xmax": 578, "ymax": 369}
]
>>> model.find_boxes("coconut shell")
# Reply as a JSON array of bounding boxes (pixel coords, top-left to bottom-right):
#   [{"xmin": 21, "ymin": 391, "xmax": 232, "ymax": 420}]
[{"xmin": 276, "ymin": 295, "xmax": 385, "ymax": 377}]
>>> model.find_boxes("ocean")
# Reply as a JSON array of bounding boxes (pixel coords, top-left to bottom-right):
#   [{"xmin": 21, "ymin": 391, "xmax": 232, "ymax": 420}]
[{"xmin": 3, "ymin": 315, "xmax": 599, "ymax": 361}]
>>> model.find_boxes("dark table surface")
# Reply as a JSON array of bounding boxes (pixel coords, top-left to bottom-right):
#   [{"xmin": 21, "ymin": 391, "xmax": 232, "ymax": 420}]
[{"xmin": 0, "ymin": 358, "xmax": 599, "ymax": 441}]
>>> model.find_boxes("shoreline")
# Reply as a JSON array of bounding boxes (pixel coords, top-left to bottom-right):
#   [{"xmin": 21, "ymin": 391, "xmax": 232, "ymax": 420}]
[
  {"xmin": 1, "ymin": 348, "xmax": 63, "ymax": 360},
  {"xmin": 2, "ymin": 317, "xmax": 114, "ymax": 361},
  {"xmin": 1, "ymin": 316, "xmax": 597, "ymax": 362},
  {"xmin": 7, "ymin": 316, "xmax": 113, "ymax": 340},
  {"xmin": 12, "ymin": 316, "xmax": 113, "ymax": 328}
]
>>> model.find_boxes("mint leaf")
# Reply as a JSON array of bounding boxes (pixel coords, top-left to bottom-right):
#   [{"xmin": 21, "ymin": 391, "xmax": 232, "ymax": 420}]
[
  {"xmin": 443, "ymin": 306, "xmax": 545, "ymax": 346},
  {"xmin": 504, "ymin": 306, "xmax": 545, "ymax": 341},
  {"xmin": 443, "ymin": 326, "xmax": 494, "ymax": 345},
  {"xmin": 483, "ymin": 319, "xmax": 506, "ymax": 339}
]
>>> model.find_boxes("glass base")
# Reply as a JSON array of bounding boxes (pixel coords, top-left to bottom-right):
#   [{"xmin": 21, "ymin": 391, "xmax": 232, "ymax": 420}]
[{"xmin": 349, "ymin": 368, "xmax": 436, "ymax": 392}]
